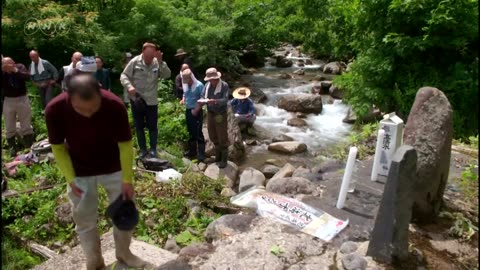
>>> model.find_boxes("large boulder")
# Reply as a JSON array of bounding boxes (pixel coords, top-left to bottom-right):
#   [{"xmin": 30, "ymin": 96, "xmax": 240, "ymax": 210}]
[
  {"xmin": 311, "ymin": 81, "xmax": 332, "ymax": 95},
  {"xmin": 204, "ymin": 106, "xmax": 245, "ymax": 161},
  {"xmin": 204, "ymin": 214, "xmax": 256, "ymax": 242},
  {"xmin": 238, "ymin": 50, "xmax": 265, "ymax": 68},
  {"xmin": 292, "ymin": 166, "xmax": 323, "ymax": 182},
  {"xmin": 342, "ymin": 106, "xmax": 382, "ymax": 124},
  {"xmin": 249, "ymin": 88, "xmax": 267, "ymax": 104},
  {"xmin": 275, "ymin": 55, "xmax": 293, "ymax": 68},
  {"xmin": 204, "ymin": 161, "xmax": 239, "ymax": 188},
  {"xmin": 403, "ymin": 87, "xmax": 453, "ymax": 223},
  {"xmin": 323, "ymin": 62, "xmax": 342, "ymax": 75},
  {"xmin": 271, "ymin": 163, "xmax": 296, "ymax": 180},
  {"xmin": 287, "ymin": 118, "xmax": 307, "ymax": 127},
  {"xmin": 329, "ymin": 85, "xmax": 344, "ymax": 99},
  {"xmin": 266, "ymin": 177, "xmax": 314, "ymax": 195},
  {"xmin": 277, "ymin": 94, "xmax": 323, "ymax": 114},
  {"xmin": 238, "ymin": 167, "xmax": 266, "ymax": 192},
  {"xmin": 268, "ymin": 141, "xmax": 307, "ymax": 154}
]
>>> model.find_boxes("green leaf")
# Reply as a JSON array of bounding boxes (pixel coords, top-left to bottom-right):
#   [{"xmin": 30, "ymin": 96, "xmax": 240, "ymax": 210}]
[{"xmin": 270, "ymin": 245, "xmax": 284, "ymax": 256}]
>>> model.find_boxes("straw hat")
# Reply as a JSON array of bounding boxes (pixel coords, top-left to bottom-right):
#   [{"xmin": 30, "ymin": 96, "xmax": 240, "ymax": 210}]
[
  {"xmin": 232, "ymin": 87, "xmax": 251, "ymax": 99},
  {"xmin": 204, "ymin": 67, "xmax": 222, "ymax": 81},
  {"xmin": 175, "ymin": 48, "xmax": 188, "ymax": 57}
]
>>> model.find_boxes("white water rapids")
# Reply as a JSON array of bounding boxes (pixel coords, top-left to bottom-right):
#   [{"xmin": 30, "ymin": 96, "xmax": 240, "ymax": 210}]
[{"xmin": 250, "ymin": 72, "xmax": 352, "ymax": 154}]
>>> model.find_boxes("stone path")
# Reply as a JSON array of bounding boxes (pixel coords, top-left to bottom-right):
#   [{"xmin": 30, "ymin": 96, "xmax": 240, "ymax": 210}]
[{"xmin": 32, "ymin": 231, "xmax": 177, "ymax": 270}]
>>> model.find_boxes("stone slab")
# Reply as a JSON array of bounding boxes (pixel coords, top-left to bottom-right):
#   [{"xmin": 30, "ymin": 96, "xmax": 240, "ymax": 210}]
[{"xmin": 32, "ymin": 231, "xmax": 177, "ymax": 270}]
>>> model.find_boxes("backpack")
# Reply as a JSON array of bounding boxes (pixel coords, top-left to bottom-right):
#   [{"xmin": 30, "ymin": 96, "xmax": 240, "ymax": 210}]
[{"xmin": 136, "ymin": 157, "xmax": 173, "ymax": 172}]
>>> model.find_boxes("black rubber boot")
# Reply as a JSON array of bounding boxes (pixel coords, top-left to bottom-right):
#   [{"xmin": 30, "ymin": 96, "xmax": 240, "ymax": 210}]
[
  {"xmin": 6, "ymin": 137, "xmax": 17, "ymax": 158},
  {"xmin": 184, "ymin": 142, "xmax": 197, "ymax": 158},
  {"xmin": 214, "ymin": 146, "xmax": 222, "ymax": 163},
  {"xmin": 22, "ymin": 134, "xmax": 35, "ymax": 149},
  {"xmin": 218, "ymin": 147, "xmax": 228, "ymax": 169},
  {"xmin": 197, "ymin": 143, "xmax": 206, "ymax": 163}
]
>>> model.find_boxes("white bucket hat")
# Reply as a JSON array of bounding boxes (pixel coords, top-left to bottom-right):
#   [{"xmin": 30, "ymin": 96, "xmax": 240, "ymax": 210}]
[{"xmin": 204, "ymin": 67, "xmax": 221, "ymax": 81}]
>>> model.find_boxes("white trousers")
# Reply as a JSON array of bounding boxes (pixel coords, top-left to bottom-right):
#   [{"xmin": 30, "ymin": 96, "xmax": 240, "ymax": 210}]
[{"xmin": 67, "ymin": 171, "xmax": 123, "ymax": 234}]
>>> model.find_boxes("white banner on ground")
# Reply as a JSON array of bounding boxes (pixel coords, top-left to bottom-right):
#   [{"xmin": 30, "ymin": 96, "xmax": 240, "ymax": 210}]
[{"xmin": 230, "ymin": 187, "xmax": 348, "ymax": 242}]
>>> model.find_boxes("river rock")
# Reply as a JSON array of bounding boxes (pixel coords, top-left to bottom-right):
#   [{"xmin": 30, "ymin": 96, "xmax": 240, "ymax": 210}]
[
  {"xmin": 178, "ymin": 243, "xmax": 216, "ymax": 262},
  {"xmin": 293, "ymin": 69, "xmax": 305, "ymax": 75},
  {"xmin": 322, "ymin": 95, "xmax": 334, "ymax": 105},
  {"xmin": 311, "ymin": 84, "xmax": 322, "ymax": 95},
  {"xmin": 287, "ymin": 118, "xmax": 307, "ymax": 127},
  {"xmin": 204, "ymin": 214, "xmax": 256, "ymax": 242},
  {"xmin": 239, "ymin": 50, "xmax": 265, "ymax": 68},
  {"xmin": 249, "ymin": 88, "xmax": 267, "ymax": 104},
  {"xmin": 262, "ymin": 165, "xmax": 281, "ymax": 178},
  {"xmin": 268, "ymin": 141, "xmax": 307, "ymax": 154},
  {"xmin": 275, "ymin": 55, "xmax": 293, "ymax": 68},
  {"xmin": 266, "ymin": 177, "xmax": 314, "ymax": 194},
  {"xmin": 272, "ymin": 134, "xmax": 294, "ymax": 143},
  {"xmin": 279, "ymin": 72, "xmax": 293, "ymax": 80},
  {"xmin": 341, "ymin": 253, "xmax": 368, "ymax": 270},
  {"xmin": 204, "ymin": 161, "xmax": 239, "ymax": 188},
  {"xmin": 292, "ymin": 167, "xmax": 322, "ymax": 182},
  {"xmin": 192, "ymin": 217, "xmax": 330, "ymax": 270},
  {"xmin": 55, "ymin": 202, "xmax": 73, "ymax": 226},
  {"xmin": 403, "ymin": 87, "xmax": 453, "ymax": 223},
  {"xmin": 265, "ymin": 159, "xmax": 286, "ymax": 167},
  {"xmin": 221, "ymin": 187, "xmax": 237, "ymax": 197},
  {"xmin": 204, "ymin": 106, "xmax": 245, "ymax": 161},
  {"xmin": 305, "ymin": 59, "xmax": 313, "ymax": 65},
  {"xmin": 313, "ymin": 74, "xmax": 326, "ymax": 81},
  {"xmin": 296, "ymin": 112, "xmax": 307, "ymax": 118},
  {"xmin": 323, "ymin": 62, "xmax": 342, "ymax": 75},
  {"xmin": 277, "ymin": 94, "xmax": 323, "ymax": 114},
  {"xmin": 238, "ymin": 167, "xmax": 266, "ymax": 192},
  {"xmin": 164, "ymin": 235, "xmax": 181, "ymax": 254},
  {"xmin": 271, "ymin": 163, "xmax": 296, "ymax": 180},
  {"xmin": 297, "ymin": 61, "xmax": 305, "ymax": 67},
  {"xmin": 156, "ymin": 260, "xmax": 192, "ymax": 270},
  {"xmin": 340, "ymin": 242, "xmax": 358, "ymax": 254},
  {"xmin": 342, "ymin": 106, "xmax": 381, "ymax": 124},
  {"xmin": 311, "ymin": 81, "xmax": 330, "ymax": 94},
  {"xmin": 329, "ymin": 85, "xmax": 344, "ymax": 99}
]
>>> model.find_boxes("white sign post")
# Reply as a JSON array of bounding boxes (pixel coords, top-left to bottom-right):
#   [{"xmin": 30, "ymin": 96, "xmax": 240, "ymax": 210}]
[
  {"xmin": 337, "ymin": 147, "xmax": 358, "ymax": 209},
  {"xmin": 373, "ymin": 112, "xmax": 404, "ymax": 177}
]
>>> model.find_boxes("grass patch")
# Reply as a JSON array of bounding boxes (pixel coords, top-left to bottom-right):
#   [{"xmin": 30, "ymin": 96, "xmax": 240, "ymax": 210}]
[{"xmin": 1, "ymin": 235, "xmax": 44, "ymax": 270}]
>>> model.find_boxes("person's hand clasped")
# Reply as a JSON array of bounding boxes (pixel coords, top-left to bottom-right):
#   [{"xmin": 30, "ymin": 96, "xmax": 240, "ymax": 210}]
[
  {"xmin": 128, "ymin": 87, "xmax": 136, "ymax": 97},
  {"xmin": 207, "ymin": 99, "xmax": 217, "ymax": 105},
  {"xmin": 180, "ymin": 98, "xmax": 185, "ymax": 105},
  {"xmin": 69, "ymin": 182, "xmax": 84, "ymax": 197},
  {"xmin": 122, "ymin": 183, "xmax": 134, "ymax": 200}
]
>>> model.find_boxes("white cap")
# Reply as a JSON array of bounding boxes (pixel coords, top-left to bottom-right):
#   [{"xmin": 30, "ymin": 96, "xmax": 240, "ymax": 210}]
[{"xmin": 76, "ymin": 56, "xmax": 97, "ymax": 73}]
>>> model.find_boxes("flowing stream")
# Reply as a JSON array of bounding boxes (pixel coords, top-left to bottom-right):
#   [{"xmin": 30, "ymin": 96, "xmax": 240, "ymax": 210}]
[{"xmin": 238, "ymin": 55, "xmax": 353, "ymax": 169}]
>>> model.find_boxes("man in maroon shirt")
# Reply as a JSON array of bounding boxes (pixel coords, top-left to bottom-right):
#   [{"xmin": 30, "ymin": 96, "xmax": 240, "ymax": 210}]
[
  {"xmin": 1, "ymin": 56, "xmax": 35, "ymax": 157},
  {"xmin": 45, "ymin": 74, "xmax": 147, "ymax": 269}
]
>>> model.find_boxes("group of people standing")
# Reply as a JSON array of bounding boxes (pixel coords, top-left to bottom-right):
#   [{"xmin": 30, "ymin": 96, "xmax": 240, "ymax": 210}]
[
  {"xmin": 1, "ymin": 50, "xmax": 111, "ymax": 157},
  {"xmin": 2, "ymin": 42, "xmax": 257, "ymax": 269}
]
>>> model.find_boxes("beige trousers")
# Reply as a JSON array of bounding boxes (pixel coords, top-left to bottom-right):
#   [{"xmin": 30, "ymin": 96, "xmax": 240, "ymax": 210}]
[
  {"xmin": 3, "ymin": 95, "xmax": 33, "ymax": 138},
  {"xmin": 67, "ymin": 171, "xmax": 123, "ymax": 234}
]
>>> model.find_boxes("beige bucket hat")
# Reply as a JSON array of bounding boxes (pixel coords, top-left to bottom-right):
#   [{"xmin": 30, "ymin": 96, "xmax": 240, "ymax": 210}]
[{"xmin": 204, "ymin": 67, "xmax": 222, "ymax": 81}]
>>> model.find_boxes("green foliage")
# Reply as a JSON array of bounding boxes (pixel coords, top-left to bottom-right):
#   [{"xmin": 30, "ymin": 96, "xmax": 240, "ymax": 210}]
[
  {"xmin": 1, "ymin": 236, "xmax": 44, "ymax": 270},
  {"xmin": 332, "ymin": 0, "xmax": 478, "ymax": 138},
  {"xmin": 133, "ymin": 172, "xmax": 227, "ymax": 246},
  {"xmin": 439, "ymin": 211, "xmax": 478, "ymax": 242},
  {"xmin": 327, "ymin": 122, "xmax": 379, "ymax": 160}
]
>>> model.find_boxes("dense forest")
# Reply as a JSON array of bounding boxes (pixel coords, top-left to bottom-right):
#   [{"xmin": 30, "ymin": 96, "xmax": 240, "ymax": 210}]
[{"xmin": 2, "ymin": 0, "xmax": 478, "ymax": 138}]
